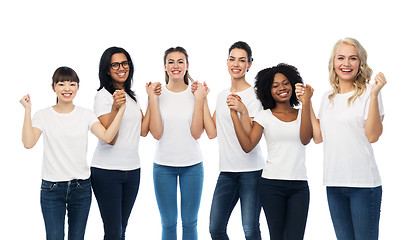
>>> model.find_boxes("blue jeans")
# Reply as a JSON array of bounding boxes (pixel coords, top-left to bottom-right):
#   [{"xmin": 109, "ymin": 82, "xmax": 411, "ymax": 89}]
[
  {"xmin": 209, "ymin": 171, "xmax": 262, "ymax": 240},
  {"xmin": 259, "ymin": 178, "xmax": 309, "ymax": 240},
  {"xmin": 153, "ymin": 162, "xmax": 204, "ymax": 240},
  {"xmin": 41, "ymin": 178, "xmax": 92, "ymax": 240},
  {"xmin": 91, "ymin": 167, "xmax": 140, "ymax": 240},
  {"xmin": 327, "ymin": 186, "xmax": 382, "ymax": 240}
]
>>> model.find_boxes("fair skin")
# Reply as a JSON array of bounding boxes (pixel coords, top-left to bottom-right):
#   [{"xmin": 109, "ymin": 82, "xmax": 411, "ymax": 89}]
[
  {"xmin": 296, "ymin": 43, "xmax": 387, "ymax": 144},
  {"xmin": 99, "ymin": 53, "xmax": 158, "ymax": 145},
  {"xmin": 147, "ymin": 51, "xmax": 207, "ymax": 140},
  {"xmin": 20, "ymin": 81, "xmax": 125, "ymax": 149},
  {"xmin": 228, "ymin": 73, "xmax": 313, "ymax": 153},
  {"xmin": 195, "ymin": 48, "xmax": 254, "ymax": 139}
]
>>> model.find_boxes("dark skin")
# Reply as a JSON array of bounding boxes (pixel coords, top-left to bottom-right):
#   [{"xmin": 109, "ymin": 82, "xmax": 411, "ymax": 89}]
[{"xmin": 227, "ymin": 73, "xmax": 313, "ymax": 153}]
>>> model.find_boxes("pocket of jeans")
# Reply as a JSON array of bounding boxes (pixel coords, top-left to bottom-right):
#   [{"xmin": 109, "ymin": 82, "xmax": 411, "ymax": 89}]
[
  {"xmin": 76, "ymin": 179, "xmax": 91, "ymax": 190},
  {"xmin": 40, "ymin": 181, "xmax": 57, "ymax": 192},
  {"xmin": 153, "ymin": 163, "xmax": 165, "ymax": 169}
]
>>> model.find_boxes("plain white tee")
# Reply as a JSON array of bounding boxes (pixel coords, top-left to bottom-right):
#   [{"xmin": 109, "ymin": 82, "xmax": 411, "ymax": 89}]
[
  {"xmin": 216, "ymin": 87, "xmax": 265, "ymax": 172},
  {"xmin": 91, "ymin": 88, "xmax": 142, "ymax": 170},
  {"xmin": 153, "ymin": 85, "xmax": 203, "ymax": 167},
  {"xmin": 32, "ymin": 106, "xmax": 98, "ymax": 182},
  {"xmin": 319, "ymin": 85, "xmax": 384, "ymax": 187},
  {"xmin": 254, "ymin": 109, "xmax": 307, "ymax": 180}
]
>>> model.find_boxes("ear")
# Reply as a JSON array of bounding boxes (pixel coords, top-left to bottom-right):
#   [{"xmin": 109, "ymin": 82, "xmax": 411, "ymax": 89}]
[
  {"xmin": 51, "ymin": 83, "xmax": 55, "ymax": 92},
  {"xmin": 247, "ymin": 61, "xmax": 253, "ymax": 72}
]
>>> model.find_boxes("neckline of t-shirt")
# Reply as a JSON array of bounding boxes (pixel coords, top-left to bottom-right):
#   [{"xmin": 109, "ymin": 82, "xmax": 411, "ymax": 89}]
[
  {"xmin": 268, "ymin": 108, "xmax": 300, "ymax": 124},
  {"xmin": 164, "ymin": 84, "xmax": 190, "ymax": 94},
  {"xmin": 229, "ymin": 86, "xmax": 252, "ymax": 94},
  {"xmin": 49, "ymin": 105, "xmax": 78, "ymax": 116}
]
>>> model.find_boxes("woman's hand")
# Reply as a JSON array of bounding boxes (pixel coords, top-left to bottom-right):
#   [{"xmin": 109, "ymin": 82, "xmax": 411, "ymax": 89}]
[
  {"xmin": 371, "ymin": 72, "xmax": 387, "ymax": 97},
  {"xmin": 146, "ymin": 82, "xmax": 162, "ymax": 97},
  {"xmin": 112, "ymin": 90, "xmax": 126, "ymax": 109},
  {"xmin": 226, "ymin": 94, "xmax": 246, "ymax": 114},
  {"xmin": 295, "ymin": 83, "xmax": 313, "ymax": 104},
  {"xmin": 193, "ymin": 81, "xmax": 209, "ymax": 100},
  {"xmin": 20, "ymin": 94, "xmax": 31, "ymax": 109}
]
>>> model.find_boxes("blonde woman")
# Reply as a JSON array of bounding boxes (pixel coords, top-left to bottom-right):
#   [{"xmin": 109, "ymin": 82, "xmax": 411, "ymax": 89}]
[{"xmin": 297, "ymin": 37, "xmax": 387, "ymax": 240}]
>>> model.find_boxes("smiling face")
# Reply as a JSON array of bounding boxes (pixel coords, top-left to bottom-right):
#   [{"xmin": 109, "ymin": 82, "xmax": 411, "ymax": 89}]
[
  {"xmin": 271, "ymin": 73, "xmax": 292, "ymax": 104},
  {"xmin": 227, "ymin": 48, "xmax": 251, "ymax": 80},
  {"xmin": 53, "ymin": 81, "xmax": 78, "ymax": 104},
  {"xmin": 164, "ymin": 51, "xmax": 188, "ymax": 82},
  {"xmin": 334, "ymin": 43, "xmax": 360, "ymax": 83},
  {"xmin": 108, "ymin": 53, "xmax": 130, "ymax": 89}
]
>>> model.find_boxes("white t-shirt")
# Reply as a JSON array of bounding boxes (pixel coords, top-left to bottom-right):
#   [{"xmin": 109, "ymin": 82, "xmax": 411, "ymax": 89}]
[
  {"xmin": 91, "ymin": 88, "xmax": 142, "ymax": 170},
  {"xmin": 32, "ymin": 106, "xmax": 98, "ymax": 182},
  {"xmin": 216, "ymin": 87, "xmax": 265, "ymax": 172},
  {"xmin": 318, "ymin": 85, "xmax": 384, "ymax": 187},
  {"xmin": 254, "ymin": 109, "xmax": 307, "ymax": 180},
  {"xmin": 153, "ymin": 85, "xmax": 203, "ymax": 167}
]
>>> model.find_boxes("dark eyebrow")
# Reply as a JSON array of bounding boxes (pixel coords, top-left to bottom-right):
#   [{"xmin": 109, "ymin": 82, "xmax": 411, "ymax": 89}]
[{"xmin": 229, "ymin": 56, "xmax": 246, "ymax": 59}]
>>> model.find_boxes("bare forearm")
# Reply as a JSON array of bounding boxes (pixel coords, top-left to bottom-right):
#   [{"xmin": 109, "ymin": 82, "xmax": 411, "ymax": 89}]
[
  {"xmin": 310, "ymin": 102, "xmax": 323, "ymax": 144},
  {"xmin": 148, "ymin": 96, "xmax": 163, "ymax": 140},
  {"xmin": 300, "ymin": 102, "xmax": 313, "ymax": 145},
  {"xmin": 141, "ymin": 108, "xmax": 150, "ymax": 137},
  {"xmin": 190, "ymin": 98, "xmax": 205, "ymax": 140},
  {"xmin": 22, "ymin": 108, "xmax": 37, "ymax": 149},
  {"xmin": 365, "ymin": 95, "xmax": 383, "ymax": 143},
  {"xmin": 231, "ymin": 110, "xmax": 256, "ymax": 153},
  {"xmin": 203, "ymin": 99, "xmax": 217, "ymax": 139}
]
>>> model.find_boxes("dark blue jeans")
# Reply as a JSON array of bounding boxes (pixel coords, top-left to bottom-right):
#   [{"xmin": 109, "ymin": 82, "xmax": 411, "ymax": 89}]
[
  {"xmin": 327, "ymin": 186, "xmax": 382, "ymax": 240},
  {"xmin": 153, "ymin": 162, "xmax": 204, "ymax": 240},
  {"xmin": 40, "ymin": 178, "xmax": 92, "ymax": 240},
  {"xmin": 209, "ymin": 171, "xmax": 262, "ymax": 240},
  {"xmin": 259, "ymin": 178, "xmax": 309, "ymax": 240},
  {"xmin": 91, "ymin": 167, "xmax": 140, "ymax": 240}
]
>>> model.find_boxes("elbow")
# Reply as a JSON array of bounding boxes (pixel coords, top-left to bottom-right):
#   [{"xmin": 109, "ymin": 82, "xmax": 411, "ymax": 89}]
[
  {"xmin": 207, "ymin": 133, "xmax": 217, "ymax": 139},
  {"xmin": 242, "ymin": 146, "xmax": 253, "ymax": 153},
  {"xmin": 313, "ymin": 137, "xmax": 323, "ymax": 144},
  {"xmin": 140, "ymin": 130, "xmax": 149, "ymax": 137},
  {"xmin": 368, "ymin": 135, "xmax": 380, "ymax": 143},
  {"xmin": 23, "ymin": 144, "xmax": 34, "ymax": 149}
]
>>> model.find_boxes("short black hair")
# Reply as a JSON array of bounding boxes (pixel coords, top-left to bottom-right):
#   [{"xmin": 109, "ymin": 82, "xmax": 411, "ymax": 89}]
[
  {"xmin": 98, "ymin": 46, "xmax": 136, "ymax": 102},
  {"xmin": 255, "ymin": 63, "xmax": 303, "ymax": 110},
  {"xmin": 52, "ymin": 66, "xmax": 79, "ymax": 86},
  {"xmin": 228, "ymin": 41, "xmax": 253, "ymax": 62}
]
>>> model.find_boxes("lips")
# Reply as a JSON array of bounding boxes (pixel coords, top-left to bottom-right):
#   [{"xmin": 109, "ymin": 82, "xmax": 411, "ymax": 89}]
[
  {"xmin": 62, "ymin": 93, "xmax": 72, "ymax": 98},
  {"xmin": 232, "ymin": 69, "xmax": 241, "ymax": 73},
  {"xmin": 340, "ymin": 68, "xmax": 353, "ymax": 73},
  {"xmin": 117, "ymin": 72, "xmax": 126, "ymax": 77},
  {"xmin": 278, "ymin": 90, "xmax": 289, "ymax": 97}
]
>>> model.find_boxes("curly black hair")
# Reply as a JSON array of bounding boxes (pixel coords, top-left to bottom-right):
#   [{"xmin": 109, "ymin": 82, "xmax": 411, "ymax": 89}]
[{"xmin": 255, "ymin": 63, "xmax": 303, "ymax": 110}]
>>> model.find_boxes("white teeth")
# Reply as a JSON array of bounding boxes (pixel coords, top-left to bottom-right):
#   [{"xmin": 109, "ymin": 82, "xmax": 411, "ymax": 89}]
[
  {"xmin": 118, "ymin": 73, "xmax": 125, "ymax": 76},
  {"xmin": 342, "ymin": 69, "xmax": 352, "ymax": 72}
]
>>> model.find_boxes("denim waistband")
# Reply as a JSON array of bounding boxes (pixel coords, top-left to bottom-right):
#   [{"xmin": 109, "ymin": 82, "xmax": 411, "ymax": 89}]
[{"xmin": 42, "ymin": 178, "xmax": 90, "ymax": 186}]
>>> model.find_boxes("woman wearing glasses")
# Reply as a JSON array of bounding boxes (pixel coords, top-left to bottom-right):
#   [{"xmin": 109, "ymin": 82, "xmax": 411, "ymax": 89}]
[
  {"xmin": 91, "ymin": 47, "xmax": 156, "ymax": 240},
  {"xmin": 147, "ymin": 46, "xmax": 208, "ymax": 240},
  {"xmin": 19, "ymin": 66, "xmax": 125, "ymax": 240}
]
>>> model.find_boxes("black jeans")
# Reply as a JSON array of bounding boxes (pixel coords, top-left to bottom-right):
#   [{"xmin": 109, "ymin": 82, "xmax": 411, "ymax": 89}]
[
  {"xmin": 91, "ymin": 167, "xmax": 140, "ymax": 240},
  {"xmin": 259, "ymin": 178, "xmax": 309, "ymax": 240}
]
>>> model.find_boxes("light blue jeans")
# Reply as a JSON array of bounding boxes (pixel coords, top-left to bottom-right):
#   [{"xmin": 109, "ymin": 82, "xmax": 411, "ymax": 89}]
[
  {"xmin": 327, "ymin": 186, "xmax": 382, "ymax": 240},
  {"xmin": 153, "ymin": 162, "xmax": 204, "ymax": 240}
]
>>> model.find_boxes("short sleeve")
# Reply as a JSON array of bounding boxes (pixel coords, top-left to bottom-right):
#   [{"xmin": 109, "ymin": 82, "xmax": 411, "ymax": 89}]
[
  {"xmin": 94, "ymin": 89, "xmax": 113, "ymax": 117},
  {"xmin": 253, "ymin": 110, "xmax": 267, "ymax": 128},
  {"xmin": 31, "ymin": 111, "xmax": 43, "ymax": 131},
  {"xmin": 86, "ymin": 109, "xmax": 99, "ymax": 130},
  {"xmin": 317, "ymin": 91, "xmax": 329, "ymax": 120}
]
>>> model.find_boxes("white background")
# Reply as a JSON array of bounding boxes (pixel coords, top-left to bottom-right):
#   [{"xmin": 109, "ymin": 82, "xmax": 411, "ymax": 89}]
[{"xmin": 1, "ymin": 0, "xmax": 412, "ymax": 239}]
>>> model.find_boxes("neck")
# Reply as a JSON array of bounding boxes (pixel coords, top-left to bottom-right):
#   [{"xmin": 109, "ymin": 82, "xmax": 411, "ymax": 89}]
[
  {"xmin": 113, "ymin": 82, "xmax": 125, "ymax": 90},
  {"xmin": 272, "ymin": 102, "xmax": 293, "ymax": 113},
  {"xmin": 230, "ymin": 77, "xmax": 250, "ymax": 92},
  {"xmin": 338, "ymin": 79, "xmax": 355, "ymax": 94},
  {"xmin": 53, "ymin": 101, "xmax": 75, "ymax": 113},
  {"xmin": 167, "ymin": 78, "xmax": 187, "ymax": 92}
]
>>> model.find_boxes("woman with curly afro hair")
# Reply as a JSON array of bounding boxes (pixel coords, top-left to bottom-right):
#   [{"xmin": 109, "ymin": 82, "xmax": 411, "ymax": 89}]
[{"xmin": 227, "ymin": 63, "xmax": 314, "ymax": 240}]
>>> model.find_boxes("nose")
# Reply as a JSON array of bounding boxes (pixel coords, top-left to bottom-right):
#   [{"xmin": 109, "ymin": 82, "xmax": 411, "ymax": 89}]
[{"xmin": 343, "ymin": 58, "xmax": 350, "ymax": 66}]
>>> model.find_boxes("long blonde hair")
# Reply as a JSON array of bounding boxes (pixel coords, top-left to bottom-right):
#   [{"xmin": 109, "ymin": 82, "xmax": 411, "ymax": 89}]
[{"xmin": 328, "ymin": 38, "xmax": 372, "ymax": 105}]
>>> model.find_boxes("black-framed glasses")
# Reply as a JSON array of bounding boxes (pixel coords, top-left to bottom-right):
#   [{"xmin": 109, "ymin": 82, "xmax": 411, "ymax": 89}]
[{"xmin": 110, "ymin": 61, "xmax": 129, "ymax": 70}]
